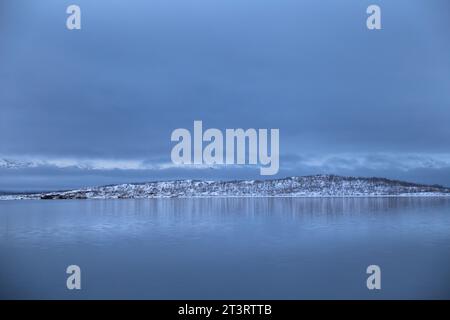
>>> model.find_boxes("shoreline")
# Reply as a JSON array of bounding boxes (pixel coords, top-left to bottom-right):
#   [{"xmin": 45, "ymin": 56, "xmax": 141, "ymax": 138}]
[{"xmin": 2, "ymin": 194, "xmax": 450, "ymax": 201}]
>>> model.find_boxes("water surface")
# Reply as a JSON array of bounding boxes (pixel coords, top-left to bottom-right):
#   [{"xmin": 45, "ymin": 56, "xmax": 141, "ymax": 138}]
[{"xmin": 1, "ymin": 198, "xmax": 449, "ymax": 299}]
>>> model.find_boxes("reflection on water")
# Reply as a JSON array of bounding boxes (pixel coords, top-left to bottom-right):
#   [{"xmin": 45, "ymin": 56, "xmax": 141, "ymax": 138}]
[{"xmin": 1, "ymin": 198, "xmax": 450, "ymax": 299}]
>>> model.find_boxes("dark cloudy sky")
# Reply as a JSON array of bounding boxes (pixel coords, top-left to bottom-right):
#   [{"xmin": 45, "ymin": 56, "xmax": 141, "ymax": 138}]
[{"xmin": 1, "ymin": 0, "xmax": 450, "ymax": 191}]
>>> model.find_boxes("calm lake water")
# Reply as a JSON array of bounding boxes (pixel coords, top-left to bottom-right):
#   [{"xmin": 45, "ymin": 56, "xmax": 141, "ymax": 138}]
[{"xmin": 1, "ymin": 198, "xmax": 450, "ymax": 299}]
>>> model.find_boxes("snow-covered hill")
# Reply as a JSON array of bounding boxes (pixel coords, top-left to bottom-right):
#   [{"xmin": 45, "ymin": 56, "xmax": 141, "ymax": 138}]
[{"xmin": 1, "ymin": 175, "xmax": 450, "ymax": 200}]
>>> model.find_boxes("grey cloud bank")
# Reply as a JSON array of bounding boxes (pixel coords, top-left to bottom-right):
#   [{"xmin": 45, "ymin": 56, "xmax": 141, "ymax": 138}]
[{"xmin": 1, "ymin": 0, "xmax": 450, "ymax": 190}]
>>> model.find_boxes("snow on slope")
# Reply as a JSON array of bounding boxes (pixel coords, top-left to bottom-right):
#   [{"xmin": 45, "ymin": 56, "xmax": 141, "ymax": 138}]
[{"xmin": 1, "ymin": 175, "xmax": 450, "ymax": 200}]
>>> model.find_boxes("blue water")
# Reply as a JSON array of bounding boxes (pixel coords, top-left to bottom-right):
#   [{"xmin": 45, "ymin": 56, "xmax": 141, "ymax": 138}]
[{"xmin": 1, "ymin": 198, "xmax": 450, "ymax": 299}]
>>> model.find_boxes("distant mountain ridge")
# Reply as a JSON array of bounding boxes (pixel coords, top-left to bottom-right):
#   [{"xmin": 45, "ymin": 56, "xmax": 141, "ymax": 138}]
[{"xmin": 1, "ymin": 175, "xmax": 450, "ymax": 200}]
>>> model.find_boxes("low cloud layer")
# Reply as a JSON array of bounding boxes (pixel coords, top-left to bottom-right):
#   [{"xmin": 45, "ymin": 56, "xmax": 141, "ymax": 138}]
[{"xmin": 2, "ymin": 152, "xmax": 450, "ymax": 191}]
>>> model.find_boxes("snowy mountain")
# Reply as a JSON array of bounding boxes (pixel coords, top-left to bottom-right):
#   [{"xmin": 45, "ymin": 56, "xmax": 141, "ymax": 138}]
[
  {"xmin": 1, "ymin": 175, "xmax": 450, "ymax": 200},
  {"xmin": 0, "ymin": 158, "xmax": 36, "ymax": 169}
]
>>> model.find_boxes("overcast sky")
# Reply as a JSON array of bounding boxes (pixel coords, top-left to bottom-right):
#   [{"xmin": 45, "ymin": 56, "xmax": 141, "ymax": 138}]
[{"xmin": 1, "ymin": 0, "xmax": 450, "ymax": 191}]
